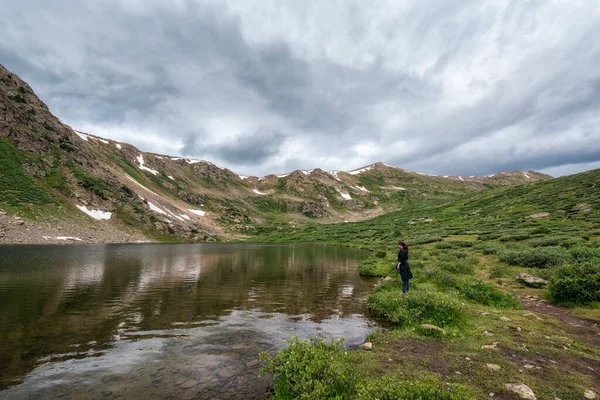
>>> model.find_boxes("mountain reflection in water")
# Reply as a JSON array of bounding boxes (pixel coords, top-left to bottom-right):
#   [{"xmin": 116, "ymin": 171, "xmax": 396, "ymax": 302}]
[{"xmin": 0, "ymin": 243, "xmax": 378, "ymax": 399}]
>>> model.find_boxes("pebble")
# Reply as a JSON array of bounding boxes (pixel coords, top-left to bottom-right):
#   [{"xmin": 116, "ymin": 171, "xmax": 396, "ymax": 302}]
[{"xmin": 179, "ymin": 380, "xmax": 198, "ymax": 389}]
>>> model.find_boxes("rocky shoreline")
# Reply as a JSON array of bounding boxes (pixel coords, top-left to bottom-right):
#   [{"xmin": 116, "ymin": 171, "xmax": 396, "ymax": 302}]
[{"xmin": 0, "ymin": 210, "xmax": 150, "ymax": 245}]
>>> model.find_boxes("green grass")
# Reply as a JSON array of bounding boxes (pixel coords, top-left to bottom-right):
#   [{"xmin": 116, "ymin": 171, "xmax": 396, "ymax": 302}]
[{"xmin": 0, "ymin": 138, "xmax": 55, "ymax": 207}]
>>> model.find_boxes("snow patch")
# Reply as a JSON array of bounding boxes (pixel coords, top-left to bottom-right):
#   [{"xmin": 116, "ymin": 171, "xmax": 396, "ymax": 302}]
[
  {"xmin": 171, "ymin": 158, "xmax": 181, "ymax": 161},
  {"xmin": 188, "ymin": 209, "xmax": 206, "ymax": 217},
  {"xmin": 186, "ymin": 159, "xmax": 202, "ymax": 164},
  {"xmin": 165, "ymin": 208, "xmax": 184, "ymax": 222},
  {"xmin": 238, "ymin": 175, "xmax": 248, "ymax": 180},
  {"xmin": 74, "ymin": 131, "xmax": 89, "ymax": 141},
  {"xmin": 181, "ymin": 214, "xmax": 191, "ymax": 221},
  {"xmin": 328, "ymin": 171, "xmax": 342, "ymax": 181},
  {"xmin": 76, "ymin": 205, "xmax": 112, "ymax": 220},
  {"xmin": 522, "ymin": 172, "xmax": 530, "ymax": 179},
  {"xmin": 155, "ymin": 155, "xmax": 163, "ymax": 159},
  {"xmin": 147, "ymin": 202, "xmax": 166, "ymax": 215},
  {"xmin": 458, "ymin": 176, "xmax": 465, "ymax": 181},
  {"xmin": 115, "ymin": 143, "xmax": 122, "ymax": 149},
  {"xmin": 253, "ymin": 189, "xmax": 268, "ymax": 195},
  {"xmin": 348, "ymin": 166, "xmax": 372, "ymax": 175},
  {"xmin": 355, "ymin": 186, "xmax": 369, "ymax": 192},
  {"xmin": 337, "ymin": 190, "xmax": 352, "ymax": 200},
  {"xmin": 136, "ymin": 155, "xmax": 159, "ymax": 175},
  {"xmin": 487, "ymin": 173, "xmax": 496, "ymax": 177},
  {"xmin": 97, "ymin": 138, "xmax": 109, "ymax": 144},
  {"xmin": 167, "ymin": 175, "xmax": 175, "ymax": 180},
  {"xmin": 56, "ymin": 236, "xmax": 83, "ymax": 241},
  {"xmin": 276, "ymin": 174, "xmax": 289, "ymax": 178}
]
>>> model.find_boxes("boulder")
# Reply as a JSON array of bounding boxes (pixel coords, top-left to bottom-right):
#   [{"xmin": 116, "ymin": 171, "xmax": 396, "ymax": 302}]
[
  {"xmin": 504, "ymin": 383, "xmax": 537, "ymax": 400},
  {"xmin": 517, "ymin": 273, "xmax": 548, "ymax": 288},
  {"xmin": 362, "ymin": 342, "xmax": 372, "ymax": 350},
  {"xmin": 486, "ymin": 363, "xmax": 501, "ymax": 371},
  {"xmin": 584, "ymin": 389, "xmax": 597, "ymax": 399}
]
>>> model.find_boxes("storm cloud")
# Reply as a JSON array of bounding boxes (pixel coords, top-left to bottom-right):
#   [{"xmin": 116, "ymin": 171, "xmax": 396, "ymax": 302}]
[{"xmin": 1, "ymin": 0, "xmax": 599, "ymax": 177}]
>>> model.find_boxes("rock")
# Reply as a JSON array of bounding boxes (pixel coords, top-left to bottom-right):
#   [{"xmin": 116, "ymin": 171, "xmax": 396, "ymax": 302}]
[
  {"xmin": 527, "ymin": 212, "xmax": 550, "ymax": 219},
  {"xmin": 481, "ymin": 342, "xmax": 499, "ymax": 350},
  {"xmin": 517, "ymin": 273, "xmax": 549, "ymax": 288},
  {"xmin": 572, "ymin": 203, "xmax": 592, "ymax": 213},
  {"xmin": 383, "ymin": 276, "xmax": 393, "ymax": 281},
  {"xmin": 483, "ymin": 330, "xmax": 493, "ymax": 336},
  {"xmin": 584, "ymin": 390, "xmax": 597, "ymax": 399},
  {"xmin": 486, "ymin": 363, "xmax": 501, "ymax": 371},
  {"xmin": 500, "ymin": 317, "xmax": 512, "ymax": 322},
  {"xmin": 420, "ymin": 324, "xmax": 445, "ymax": 334},
  {"xmin": 504, "ymin": 383, "xmax": 537, "ymax": 400},
  {"xmin": 179, "ymin": 380, "xmax": 198, "ymax": 389},
  {"xmin": 523, "ymin": 364, "xmax": 535, "ymax": 369},
  {"xmin": 363, "ymin": 342, "xmax": 373, "ymax": 350}
]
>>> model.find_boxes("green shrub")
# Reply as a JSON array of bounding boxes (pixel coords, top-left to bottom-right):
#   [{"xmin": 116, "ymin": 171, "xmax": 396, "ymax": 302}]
[
  {"xmin": 435, "ymin": 274, "xmax": 520, "ymax": 308},
  {"xmin": 498, "ymin": 246, "xmax": 567, "ymax": 268},
  {"xmin": 499, "ymin": 234, "xmax": 530, "ymax": 242},
  {"xmin": 569, "ymin": 246, "xmax": 600, "ymax": 263},
  {"xmin": 529, "ymin": 235, "xmax": 567, "ymax": 247},
  {"xmin": 368, "ymin": 289, "xmax": 464, "ymax": 328},
  {"xmin": 478, "ymin": 233, "xmax": 502, "ymax": 241},
  {"xmin": 359, "ymin": 256, "xmax": 394, "ymax": 277},
  {"xmin": 547, "ymin": 263, "xmax": 600, "ymax": 305},
  {"xmin": 259, "ymin": 335, "xmax": 356, "ymax": 399},
  {"xmin": 438, "ymin": 260, "xmax": 474, "ymax": 275},
  {"xmin": 375, "ymin": 250, "xmax": 387, "ymax": 258},
  {"xmin": 412, "ymin": 236, "xmax": 443, "ymax": 245},
  {"xmin": 473, "ymin": 242, "xmax": 504, "ymax": 255},
  {"xmin": 435, "ymin": 240, "xmax": 474, "ymax": 249},
  {"xmin": 358, "ymin": 377, "xmax": 472, "ymax": 400}
]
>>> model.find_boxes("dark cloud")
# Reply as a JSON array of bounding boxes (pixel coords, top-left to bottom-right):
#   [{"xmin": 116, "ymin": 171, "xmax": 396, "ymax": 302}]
[
  {"xmin": 1, "ymin": 0, "xmax": 599, "ymax": 177},
  {"xmin": 182, "ymin": 130, "xmax": 286, "ymax": 165}
]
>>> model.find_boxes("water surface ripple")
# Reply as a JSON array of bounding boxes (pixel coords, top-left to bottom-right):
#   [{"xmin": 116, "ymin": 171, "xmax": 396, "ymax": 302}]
[{"xmin": 0, "ymin": 243, "xmax": 377, "ymax": 399}]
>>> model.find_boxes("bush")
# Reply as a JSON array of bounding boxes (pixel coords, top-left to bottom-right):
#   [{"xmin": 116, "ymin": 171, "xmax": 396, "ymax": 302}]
[
  {"xmin": 368, "ymin": 289, "xmax": 464, "ymax": 328},
  {"xmin": 412, "ymin": 236, "xmax": 443, "ymax": 245},
  {"xmin": 473, "ymin": 242, "xmax": 504, "ymax": 255},
  {"xmin": 478, "ymin": 233, "xmax": 502, "ymax": 241},
  {"xmin": 529, "ymin": 236, "xmax": 568, "ymax": 247},
  {"xmin": 435, "ymin": 241, "xmax": 474, "ymax": 249},
  {"xmin": 259, "ymin": 335, "xmax": 356, "ymax": 399},
  {"xmin": 547, "ymin": 263, "xmax": 600, "ymax": 305},
  {"xmin": 436, "ymin": 274, "xmax": 521, "ymax": 309},
  {"xmin": 358, "ymin": 377, "xmax": 472, "ymax": 400},
  {"xmin": 358, "ymin": 256, "xmax": 395, "ymax": 277},
  {"xmin": 375, "ymin": 250, "xmax": 387, "ymax": 258},
  {"xmin": 569, "ymin": 246, "xmax": 600, "ymax": 263},
  {"xmin": 498, "ymin": 246, "xmax": 567, "ymax": 268},
  {"xmin": 438, "ymin": 260, "xmax": 474, "ymax": 275}
]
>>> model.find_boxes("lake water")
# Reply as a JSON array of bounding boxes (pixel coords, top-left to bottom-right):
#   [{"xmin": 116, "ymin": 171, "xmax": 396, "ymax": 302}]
[{"xmin": 0, "ymin": 243, "xmax": 378, "ymax": 399}]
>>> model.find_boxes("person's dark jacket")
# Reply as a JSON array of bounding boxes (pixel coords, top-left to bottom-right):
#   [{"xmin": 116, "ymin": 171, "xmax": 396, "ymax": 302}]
[{"xmin": 397, "ymin": 248, "xmax": 412, "ymax": 280}]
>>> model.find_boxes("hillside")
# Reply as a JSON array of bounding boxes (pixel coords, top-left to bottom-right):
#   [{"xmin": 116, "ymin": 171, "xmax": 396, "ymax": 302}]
[
  {"xmin": 254, "ymin": 164, "xmax": 600, "ymax": 399},
  {"xmin": 0, "ymin": 63, "xmax": 551, "ymax": 244}
]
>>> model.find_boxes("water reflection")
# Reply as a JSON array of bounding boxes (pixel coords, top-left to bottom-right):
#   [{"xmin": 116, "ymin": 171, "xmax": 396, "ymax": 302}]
[{"xmin": 0, "ymin": 243, "xmax": 376, "ymax": 398}]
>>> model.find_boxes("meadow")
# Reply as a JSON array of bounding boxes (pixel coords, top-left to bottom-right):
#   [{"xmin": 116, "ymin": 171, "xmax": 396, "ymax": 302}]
[{"xmin": 256, "ymin": 169, "xmax": 600, "ymax": 399}]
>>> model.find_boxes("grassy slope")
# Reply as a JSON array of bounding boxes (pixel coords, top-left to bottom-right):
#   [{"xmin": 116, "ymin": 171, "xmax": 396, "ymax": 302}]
[{"xmin": 254, "ymin": 169, "xmax": 600, "ymax": 399}]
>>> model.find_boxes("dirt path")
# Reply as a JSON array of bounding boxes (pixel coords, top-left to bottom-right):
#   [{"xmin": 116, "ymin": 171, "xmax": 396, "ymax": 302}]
[{"xmin": 519, "ymin": 294, "xmax": 600, "ymax": 348}]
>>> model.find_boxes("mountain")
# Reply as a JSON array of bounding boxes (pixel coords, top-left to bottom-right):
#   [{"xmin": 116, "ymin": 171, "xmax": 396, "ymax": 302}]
[{"xmin": 0, "ymin": 64, "xmax": 552, "ymax": 244}]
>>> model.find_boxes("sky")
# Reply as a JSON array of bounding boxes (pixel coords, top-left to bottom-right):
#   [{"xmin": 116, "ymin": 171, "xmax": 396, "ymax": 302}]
[{"xmin": 2, "ymin": 0, "xmax": 600, "ymax": 178}]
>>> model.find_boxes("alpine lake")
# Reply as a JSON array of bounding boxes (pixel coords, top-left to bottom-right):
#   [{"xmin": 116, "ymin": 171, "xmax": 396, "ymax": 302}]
[{"xmin": 0, "ymin": 243, "xmax": 379, "ymax": 399}]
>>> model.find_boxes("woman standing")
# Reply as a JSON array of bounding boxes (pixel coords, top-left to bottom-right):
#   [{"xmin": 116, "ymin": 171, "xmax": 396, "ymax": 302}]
[{"xmin": 396, "ymin": 241, "xmax": 412, "ymax": 293}]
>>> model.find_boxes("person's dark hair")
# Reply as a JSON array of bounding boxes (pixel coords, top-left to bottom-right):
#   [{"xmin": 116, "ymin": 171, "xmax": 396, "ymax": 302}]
[{"xmin": 398, "ymin": 240, "xmax": 409, "ymax": 257}]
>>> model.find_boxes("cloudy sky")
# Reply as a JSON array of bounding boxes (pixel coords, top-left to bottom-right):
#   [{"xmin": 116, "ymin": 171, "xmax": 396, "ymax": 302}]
[{"xmin": 2, "ymin": 0, "xmax": 600, "ymax": 177}]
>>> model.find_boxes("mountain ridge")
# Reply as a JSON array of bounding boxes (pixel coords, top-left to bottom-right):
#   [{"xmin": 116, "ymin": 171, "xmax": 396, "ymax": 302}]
[{"xmin": 0, "ymin": 63, "xmax": 553, "ymax": 244}]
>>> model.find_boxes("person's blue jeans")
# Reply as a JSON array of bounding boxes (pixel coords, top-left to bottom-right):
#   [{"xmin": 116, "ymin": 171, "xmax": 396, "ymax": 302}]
[{"xmin": 402, "ymin": 279, "xmax": 410, "ymax": 293}]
